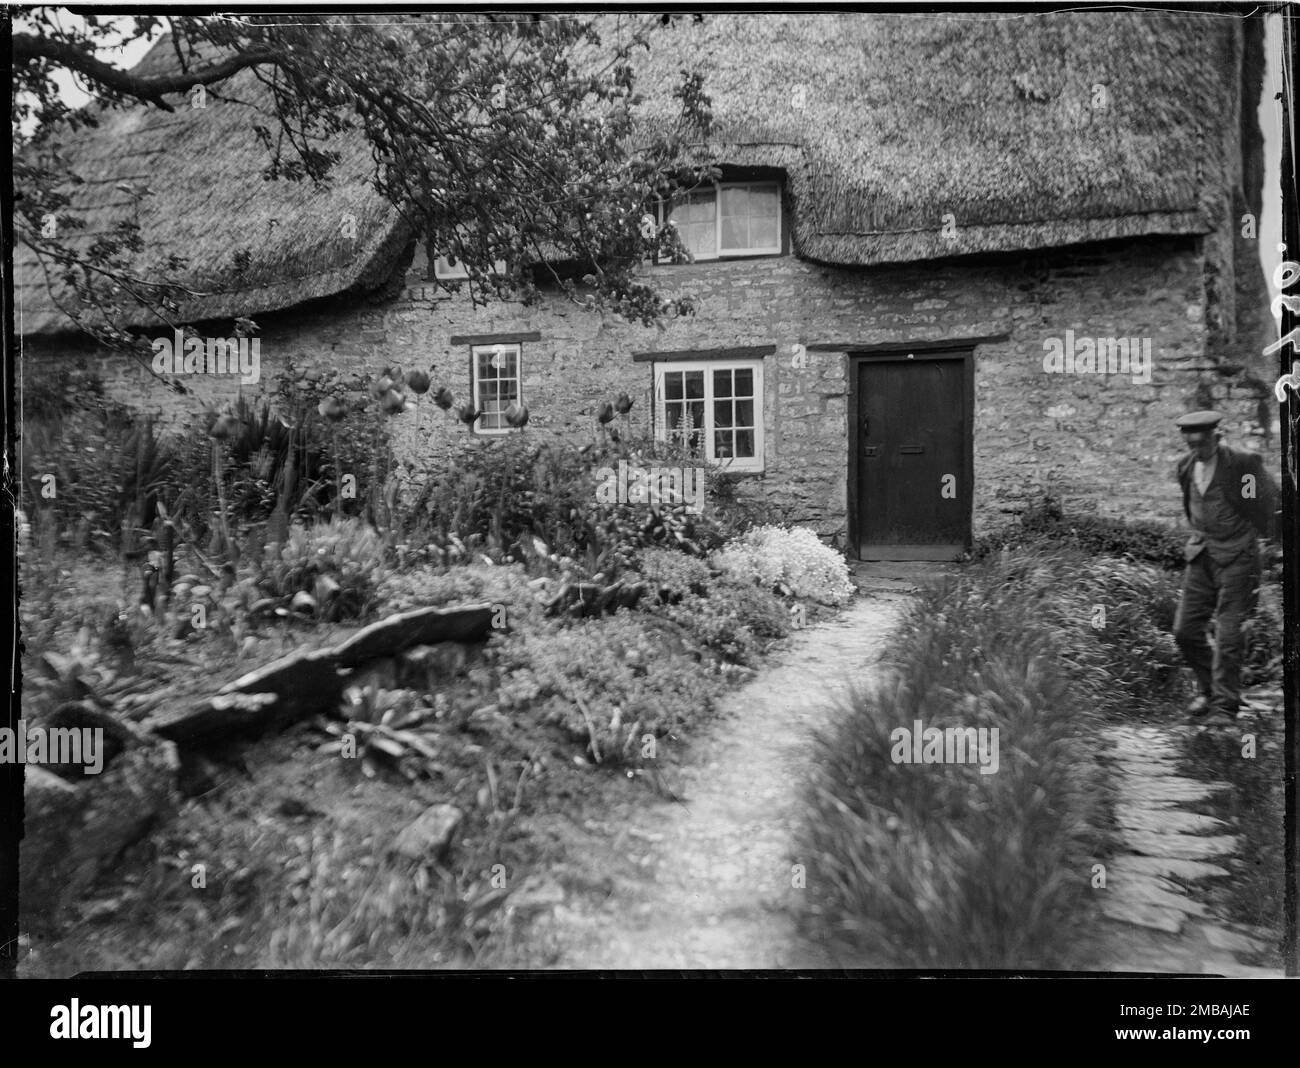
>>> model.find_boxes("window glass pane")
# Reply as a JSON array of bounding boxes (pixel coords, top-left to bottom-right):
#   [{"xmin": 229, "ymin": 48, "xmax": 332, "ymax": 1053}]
[
  {"xmin": 664, "ymin": 373, "xmax": 683, "ymax": 401},
  {"xmin": 669, "ymin": 190, "xmax": 717, "ymax": 258},
  {"xmin": 714, "ymin": 399, "xmax": 733, "ymax": 428},
  {"xmin": 684, "ymin": 371, "xmax": 704, "ymax": 400},
  {"xmin": 750, "ymin": 185, "xmax": 779, "ymax": 216},
  {"xmin": 721, "ymin": 217, "xmax": 747, "ymax": 250},
  {"xmin": 713, "ymin": 368, "xmax": 733, "ymax": 397},
  {"xmin": 750, "ymin": 216, "xmax": 778, "ymax": 249},
  {"xmin": 686, "ymin": 400, "xmax": 705, "ymax": 433},
  {"xmin": 734, "ymin": 429, "xmax": 755, "ymax": 458},
  {"xmin": 735, "ymin": 398, "xmax": 754, "ymax": 428},
  {"xmin": 720, "ymin": 186, "xmax": 748, "ymax": 216},
  {"xmin": 734, "ymin": 367, "xmax": 754, "ymax": 396},
  {"xmin": 714, "ymin": 429, "xmax": 734, "ymax": 459},
  {"xmin": 683, "ymin": 222, "xmax": 714, "ymax": 258}
]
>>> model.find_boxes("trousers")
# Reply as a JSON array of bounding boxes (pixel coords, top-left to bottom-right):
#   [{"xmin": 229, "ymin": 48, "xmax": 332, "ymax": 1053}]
[{"xmin": 1172, "ymin": 545, "xmax": 1260, "ymax": 713}]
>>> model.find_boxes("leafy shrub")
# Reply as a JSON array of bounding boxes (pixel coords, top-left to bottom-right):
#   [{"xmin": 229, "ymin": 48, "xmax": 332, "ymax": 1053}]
[
  {"xmin": 397, "ymin": 435, "xmax": 730, "ymax": 579},
  {"xmin": 376, "ymin": 563, "xmax": 545, "ymax": 628},
  {"xmin": 972, "ymin": 494, "xmax": 1185, "ymax": 570},
  {"xmin": 644, "ymin": 574, "xmax": 791, "ymax": 664},
  {"xmin": 711, "ymin": 524, "xmax": 855, "ymax": 605},
  {"xmin": 633, "ymin": 547, "xmax": 713, "ymax": 603},
  {"xmin": 493, "ymin": 614, "xmax": 719, "ymax": 765},
  {"xmin": 164, "ymin": 379, "xmax": 389, "ymax": 545},
  {"xmin": 22, "ymin": 404, "xmax": 174, "ymax": 554},
  {"xmin": 251, "ymin": 517, "xmax": 386, "ymax": 621}
]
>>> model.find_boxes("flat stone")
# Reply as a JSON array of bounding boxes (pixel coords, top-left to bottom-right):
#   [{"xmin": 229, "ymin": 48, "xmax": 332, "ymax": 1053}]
[
  {"xmin": 1116, "ymin": 807, "xmax": 1228, "ymax": 835},
  {"xmin": 1099, "ymin": 897, "xmax": 1184, "ymax": 934},
  {"xmin": 1103, "ymin": 854, "xmax": 1230, "ymax": 882},
  {"xmin": 1201, "ymin": 925, "xmax": 1269, "ymax": 956},
  {"xmin": 1116, "ymin": 780, "xmax": 1228, "ymax": 805},
  {"xmin": 1103, "ymin": 868, "xmax": 1210, "ymax": 918},
  {"xmin": 1124, "ymin": 832, "xmax": 1238, "ymax": 861},
  {"xmin": 509, "ymin": 875, "xmax": 567, "ymax": 913},
  {"xmin": 390, "ymin": 803, "xmax": 463, "ymax": 863}
]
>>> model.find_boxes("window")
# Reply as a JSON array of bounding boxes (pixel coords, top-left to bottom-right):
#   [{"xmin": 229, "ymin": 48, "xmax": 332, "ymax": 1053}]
[
  {"xmin": 430, "ymin": 228, "xmax": 507, "ymax": 280},
  {"xmin": 653, "ymin": 359, "xmax": 764, "ymax": 472},
  {"xmin": 471, "ymin": 343, "xmax": 521, "ymax": 433},
  {"xmin": 433, "ymin": 251, "xmax": 508, "ymax": 281},
  {"xmin": 659, "ymin": 181, "xmax": 782, "ymax": 261}
]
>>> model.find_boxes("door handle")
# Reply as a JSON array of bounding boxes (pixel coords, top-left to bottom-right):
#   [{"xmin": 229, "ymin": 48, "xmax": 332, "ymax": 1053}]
[
  {"xmin": 863, "ymin": 446, "xmax": 879, "ymax": 456},
  {"xmin": 900, "ymin": 445, "xmax": 924, "ymax": 454}
]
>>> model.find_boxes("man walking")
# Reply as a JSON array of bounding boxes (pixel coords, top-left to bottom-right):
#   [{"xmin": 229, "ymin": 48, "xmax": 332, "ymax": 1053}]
[{"xmin": 1172, "ymin": 411, "xmax": 1279, "ymax": 724}]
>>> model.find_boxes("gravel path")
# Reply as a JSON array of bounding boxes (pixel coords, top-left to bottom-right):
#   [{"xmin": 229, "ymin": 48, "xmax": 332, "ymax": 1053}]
[{"xmin": 528, "ymin": 593, "xmax": 909, "ymax": 969}]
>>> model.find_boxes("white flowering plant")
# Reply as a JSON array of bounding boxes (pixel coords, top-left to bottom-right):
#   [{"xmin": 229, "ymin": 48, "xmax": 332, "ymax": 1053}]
[{"xmin": 710, "ymin": 524, "xmax": 855, "ymax": 605}]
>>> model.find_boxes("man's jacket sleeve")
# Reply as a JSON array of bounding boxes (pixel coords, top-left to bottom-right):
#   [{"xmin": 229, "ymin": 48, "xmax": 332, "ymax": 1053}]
[{"xmin": 1242, "ymin": 451, "xmax": 1280, "ymax": 539}]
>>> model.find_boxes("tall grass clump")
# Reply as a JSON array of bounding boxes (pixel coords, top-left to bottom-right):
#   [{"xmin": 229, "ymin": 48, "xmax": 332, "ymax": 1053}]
[{"xmin": 799, "ymin": 547, "xmax": 1118, "ymax": 969}]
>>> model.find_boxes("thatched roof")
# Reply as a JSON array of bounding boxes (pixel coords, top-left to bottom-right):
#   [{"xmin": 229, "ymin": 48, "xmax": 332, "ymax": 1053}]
[
  {"xmin": 17, "ymin": 11, "xmax": 1248, "ymax": 337},
  {"xmin": 632, "ymin": 10, "xmax": 1237, "ymax": 264},
  {"xmin": 15, "ymin": 38, "xmax": 407, "ymax": 336}
]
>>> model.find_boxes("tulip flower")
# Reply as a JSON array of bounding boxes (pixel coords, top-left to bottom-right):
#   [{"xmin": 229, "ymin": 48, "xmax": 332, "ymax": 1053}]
[
  {"xmin": 406, "ymin": 369, "xmax": 431, "ymax": 394},
  {"xmin": 596, "ymin": 401, "xmax": 615, "ymax": 424},
  {"xmin": 505, "ymin": 401, "xmax": 530, "ymax": 428},
  {"xmin": 615, "ymin": 392, "xmax": 633, "ymax": 414}
]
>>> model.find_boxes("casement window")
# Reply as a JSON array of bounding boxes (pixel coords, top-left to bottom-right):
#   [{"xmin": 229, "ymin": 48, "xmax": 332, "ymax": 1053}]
[
  {"xmin": 658, "ymin": 181, "xmax": 782, "ymax": 261},
  {"xmin": 433, "ymin": 251, "xmax": 508, "ymax": 281},
  {"xmin": 653, "ymin": 359, "xmax": 764, "ymax": 472},
  {"xmin": 431, "ymin": 228, "xmax": 508, "ymax": 280},
  {"xmin": 470, "ymin": 342, "xmax": 522, "ymax": 434}
]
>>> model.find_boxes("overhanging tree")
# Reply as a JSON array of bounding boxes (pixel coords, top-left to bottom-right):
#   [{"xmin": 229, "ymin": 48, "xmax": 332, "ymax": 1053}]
[{"xmin": 13, "ymin": 10, "xmax": 715, "ymax": 368}]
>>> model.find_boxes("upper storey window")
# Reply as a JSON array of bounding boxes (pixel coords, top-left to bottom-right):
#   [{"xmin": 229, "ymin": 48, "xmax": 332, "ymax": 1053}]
[{"xmin": 659, "ymin": 181, "xmax": 782, "ymax": 261}]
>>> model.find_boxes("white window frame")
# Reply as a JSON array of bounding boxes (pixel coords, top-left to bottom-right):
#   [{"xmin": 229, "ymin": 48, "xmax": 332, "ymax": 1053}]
[
  {"xmin": 657, "ymin": 180, "xmax": 782, "ymax": 262},
  {"xmin": 432, "ymin": 226, "xmax": 508, "ymax": 280},
  {"xmin": 434, "ymin": 251, "xmax": 508, "ymax": 281},
  {"xmin": 652, "ymin": 358, "xmax": 765, "ymax": 473},
  {"xmin": 470, "ymin": 342, "xmax": 522, "ymax": 435}
]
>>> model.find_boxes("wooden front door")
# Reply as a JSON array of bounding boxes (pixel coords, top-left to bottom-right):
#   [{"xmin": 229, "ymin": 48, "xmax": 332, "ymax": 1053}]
[{"xmin": 852, "ymin": 351, "xmax": 972, "ymax": 560}]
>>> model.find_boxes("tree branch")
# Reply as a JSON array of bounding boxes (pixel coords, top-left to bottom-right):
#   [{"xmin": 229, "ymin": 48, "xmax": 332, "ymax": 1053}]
[{"xmin": 12, "ymin": 32, "xmax": 282, "ymax": 111}]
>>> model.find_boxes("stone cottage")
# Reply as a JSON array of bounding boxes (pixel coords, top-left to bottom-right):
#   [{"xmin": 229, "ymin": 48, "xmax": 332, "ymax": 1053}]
[{"xmin": 16, "ymin": 12, "xmax": 1277, "ymax": 560}]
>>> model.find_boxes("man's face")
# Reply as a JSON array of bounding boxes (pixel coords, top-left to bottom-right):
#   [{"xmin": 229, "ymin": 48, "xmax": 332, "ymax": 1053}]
[{"xmin": 1181, "ymin": 429, "xmax": 1218, "ymax": 460}]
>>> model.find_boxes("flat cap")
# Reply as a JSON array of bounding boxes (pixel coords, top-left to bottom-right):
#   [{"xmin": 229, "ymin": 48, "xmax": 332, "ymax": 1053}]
[{"xmin": 1175, "ymin": 410, "xmax": 1224, "ymax": 430}]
